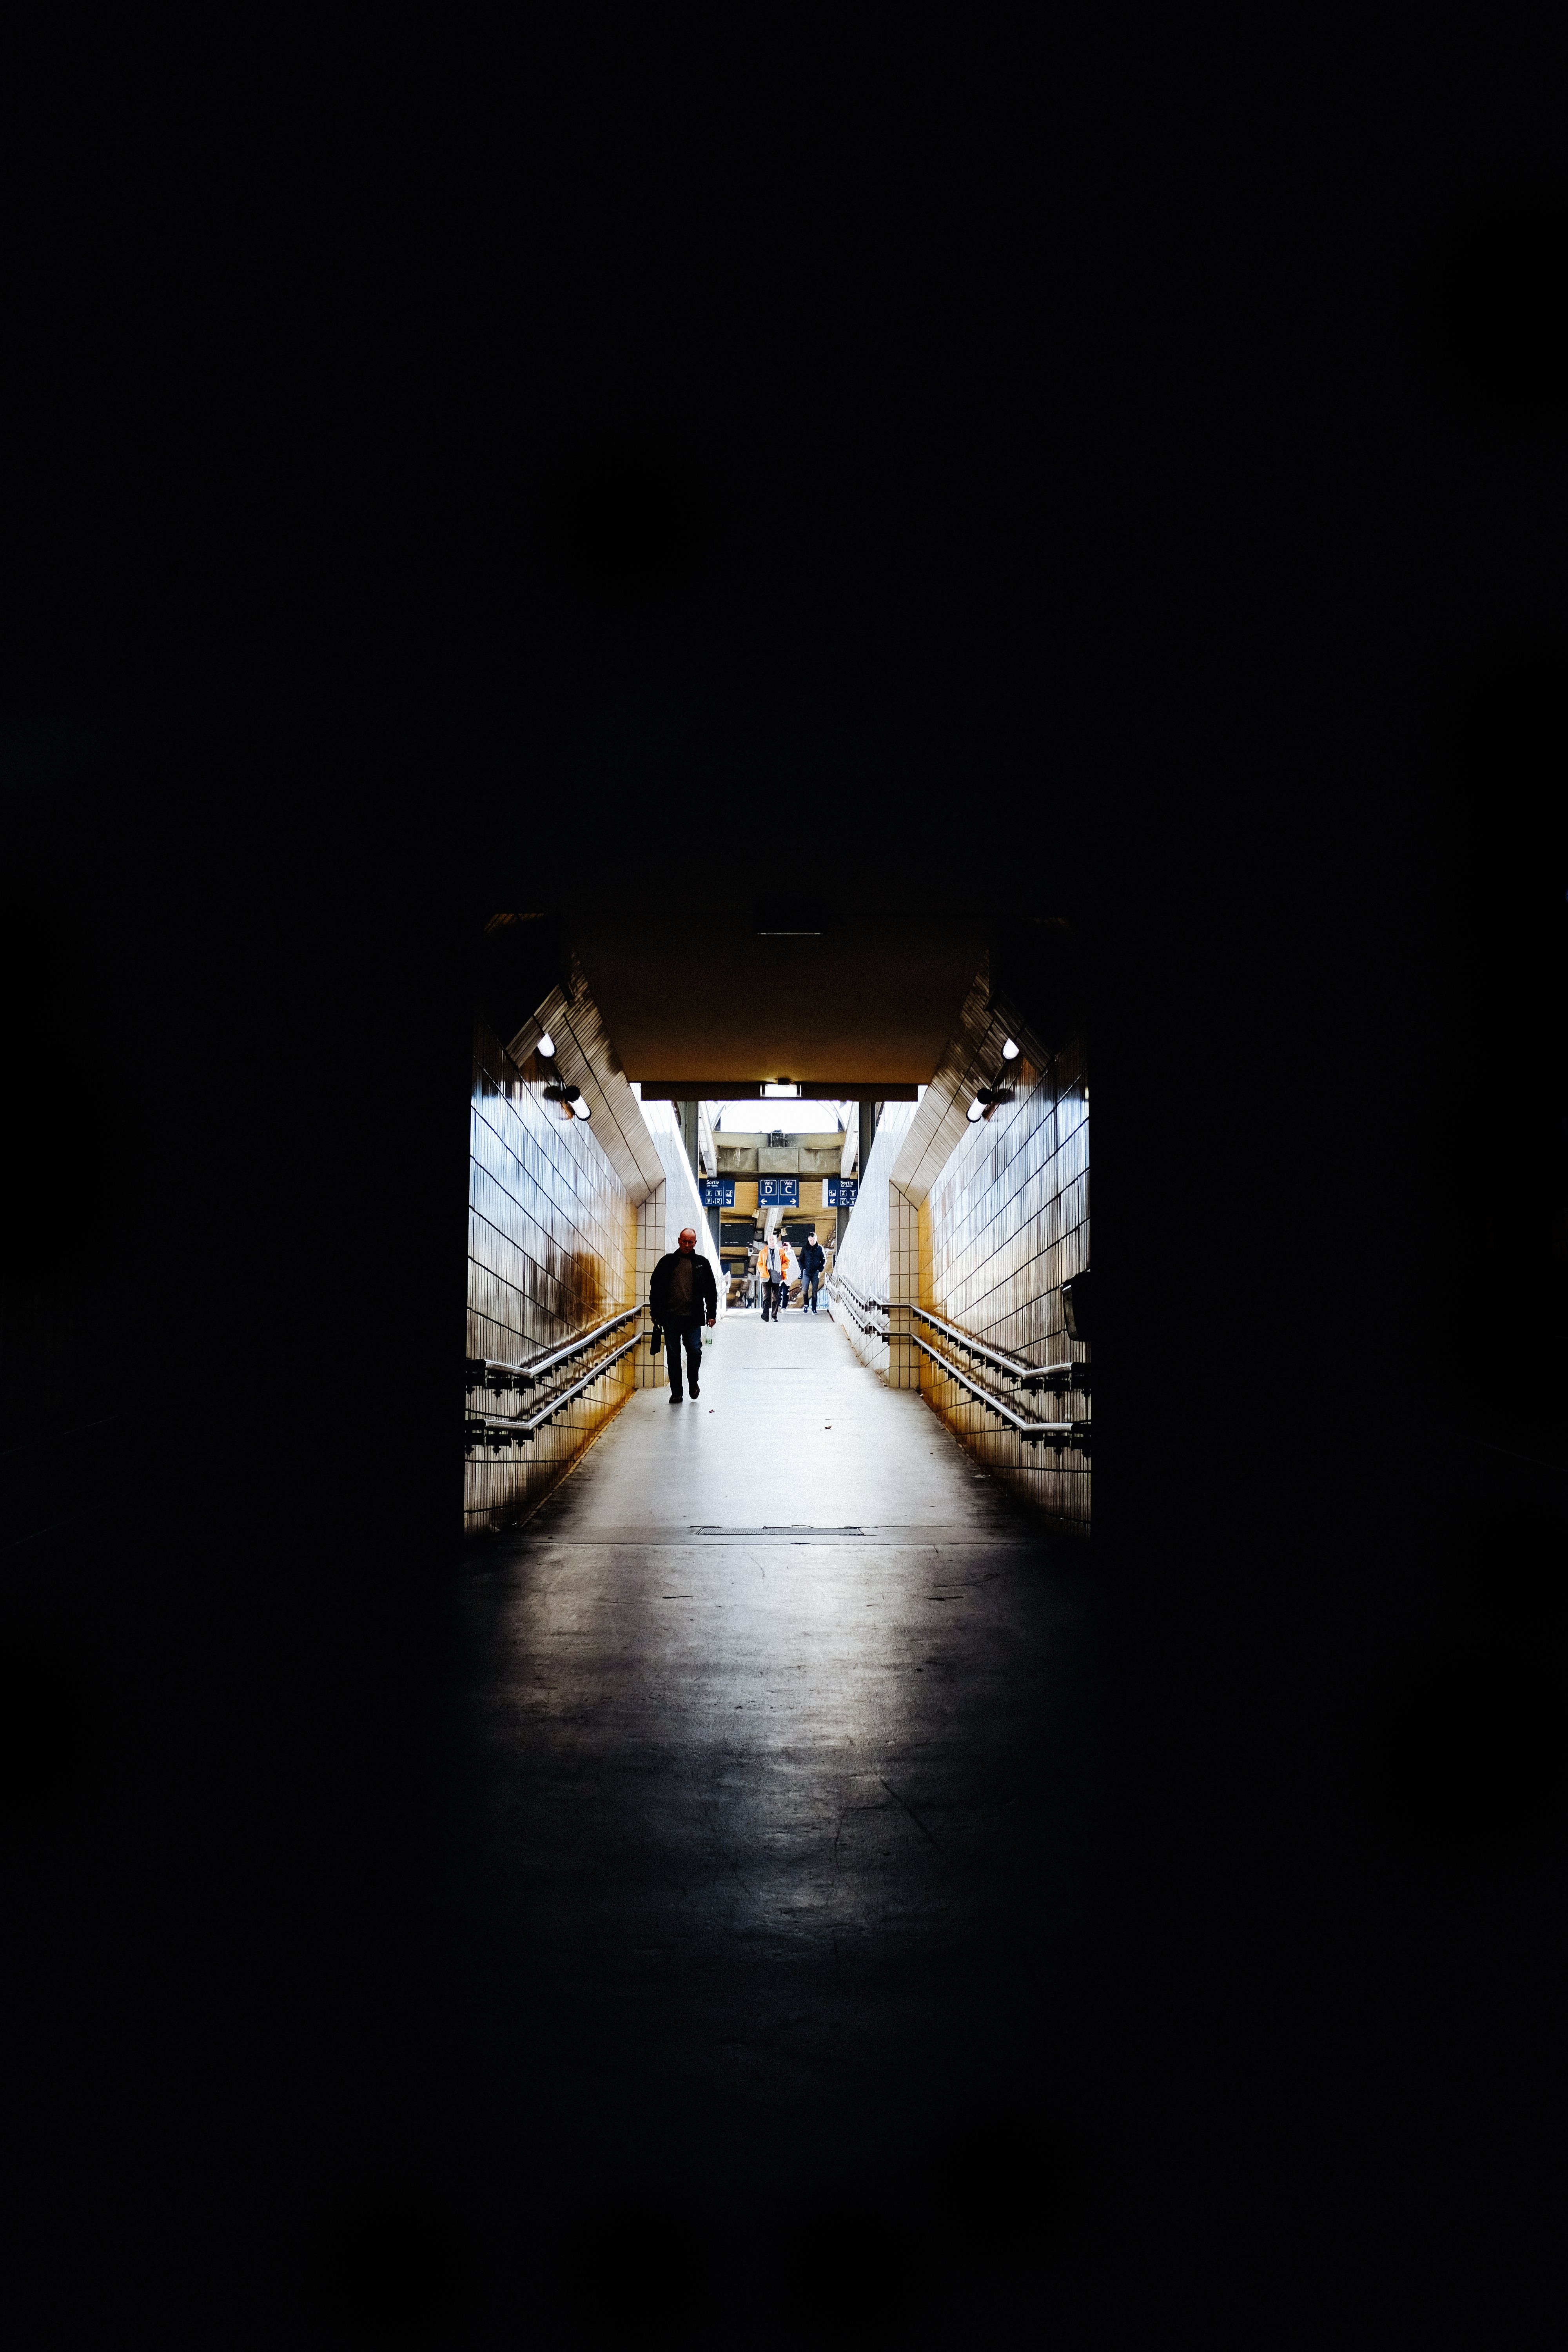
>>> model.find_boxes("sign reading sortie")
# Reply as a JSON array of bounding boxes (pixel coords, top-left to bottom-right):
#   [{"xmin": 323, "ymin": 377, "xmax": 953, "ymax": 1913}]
[
  {"xmin": 757, "ymin": 1176, "xmax": 800, "ymax": 1207},
  {"xmin": 699, "ymin": 1178, "xmax": 735, "ymax": 1207},
  {"xmin": 824, "ymin": 1177, "xmax": 858, "ymax": 1207}
]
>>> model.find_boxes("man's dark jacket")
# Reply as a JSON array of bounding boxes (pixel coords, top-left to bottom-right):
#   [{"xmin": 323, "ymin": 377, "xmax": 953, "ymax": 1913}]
[
  {"xmin": 800, "ymin": 1241, "xmax": 826, "ymax": 1279},
  {"xmin": 649, "ymin": 1249, "xmax": 719, "ymax": 1328}
]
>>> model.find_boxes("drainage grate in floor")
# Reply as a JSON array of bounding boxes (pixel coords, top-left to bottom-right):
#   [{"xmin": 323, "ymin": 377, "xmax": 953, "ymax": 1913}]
[{"xmin": 690, "ymin": 1524, "xmax": 865, "ymax": 1535}]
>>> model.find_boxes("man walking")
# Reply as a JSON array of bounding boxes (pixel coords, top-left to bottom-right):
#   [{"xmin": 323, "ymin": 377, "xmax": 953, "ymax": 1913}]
[
  {"xmin": 799, "ymin": 1229, "xmax": 826, "ymax": 1313},
  {"xmin": 648, "ymin": 1225, "xmax": 718, "ymax": 1404},
  {"xmin": 759, "ymin": 1229, "xmax": 793, "ymax": 1323}
]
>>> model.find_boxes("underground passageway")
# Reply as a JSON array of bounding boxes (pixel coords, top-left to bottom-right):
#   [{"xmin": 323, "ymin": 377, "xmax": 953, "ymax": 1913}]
[
  {"xmin": 446, "ymin": 898, "xmax": 1091, "ymax": 2333},
  {"xmin": 451, "ymin": 903, "xmax": 1096, "ymax": 2334},
  {"xmin": 457, "ymin": 1301, "xmax": 1093, "ymax": 2329}
]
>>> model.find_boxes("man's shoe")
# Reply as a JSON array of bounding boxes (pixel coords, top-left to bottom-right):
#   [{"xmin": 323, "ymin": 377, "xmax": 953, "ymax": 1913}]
[
  {"xmin": 690, "ymin": 1381, "xmax": 699, "ymax": 1399},
  {"xmin": 669, "ymin": 1391, "xmax": 683, "ymax": 1405}
]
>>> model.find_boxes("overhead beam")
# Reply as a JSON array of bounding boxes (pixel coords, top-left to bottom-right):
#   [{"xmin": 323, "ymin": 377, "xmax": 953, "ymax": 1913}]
[{"xmin": 637, "ymin": 1082, "xmax": 918, "ymax": 1102}]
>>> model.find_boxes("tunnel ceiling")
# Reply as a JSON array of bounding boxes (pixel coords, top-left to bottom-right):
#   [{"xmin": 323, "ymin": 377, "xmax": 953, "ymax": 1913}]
[{"xmin": 572, "ymin": 915, "xmax": 986, "ymax": 1086}]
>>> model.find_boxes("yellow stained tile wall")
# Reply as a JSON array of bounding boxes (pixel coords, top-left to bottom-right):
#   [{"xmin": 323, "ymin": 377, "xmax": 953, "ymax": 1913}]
[
  {"xmin": 465, "ymin": 1015, "xmax": 637, "ymax": 1535},
  {"xmin": 921, "ymin": 1039, "xmax": 1090, "ymax": 1535}
]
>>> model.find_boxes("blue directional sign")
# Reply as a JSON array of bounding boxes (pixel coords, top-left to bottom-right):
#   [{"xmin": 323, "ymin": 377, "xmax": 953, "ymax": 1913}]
[
  {"xmin": 825, "ymin": 1177, "xmax": 858, "ymax": 1207},
  {"xmin": 758, "ymin": 1176, "xmax": 799, "ymax": 1207},
  {"xmin": 699, "ymin": 1178, "xmax": 735, "ymax": 1208}
]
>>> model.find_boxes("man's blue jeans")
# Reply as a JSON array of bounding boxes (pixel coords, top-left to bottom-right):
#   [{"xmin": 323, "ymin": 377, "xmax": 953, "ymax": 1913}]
[
  {"xmin": 664, "ymin": 1321, "xmax": 703, "ymax": 1397},
  {"xmin": 804, "ymin": 1272, "xmax": 821, "ymax": 1312}
]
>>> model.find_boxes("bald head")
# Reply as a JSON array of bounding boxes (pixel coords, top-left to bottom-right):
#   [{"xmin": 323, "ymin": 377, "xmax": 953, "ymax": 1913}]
[{"xmin": 677, "ymin": 1227, "xmax": 697, "ymax": 1252}]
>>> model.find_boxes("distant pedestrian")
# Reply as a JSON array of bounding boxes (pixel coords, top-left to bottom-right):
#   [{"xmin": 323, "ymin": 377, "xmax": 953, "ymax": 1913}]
[
  {"xmin": 649, "ymin": 1226, "xmax": 718, "ymax": 1403},
  {"xmin": 759, "ymin": 1230, "xmax": 794, "ymax": 1323},
  {"xmin": 799, "ymin": 1230, "xmax": 826, "ymax": 1313}
]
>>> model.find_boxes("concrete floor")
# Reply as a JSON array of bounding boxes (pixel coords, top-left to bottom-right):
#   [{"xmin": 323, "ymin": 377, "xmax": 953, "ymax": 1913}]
[{"xmin": 457, "ymin": 1302, "xmax": 1093, "ymax": 2343}]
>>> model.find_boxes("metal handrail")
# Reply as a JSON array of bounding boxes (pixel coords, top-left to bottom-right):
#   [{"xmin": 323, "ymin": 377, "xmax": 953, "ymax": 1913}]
[
  {"xmin": 465, "ymin": 1305, "xmax": 641, "ymax": 1396},
  {"xmin": 831, "ymin": 1270, "xmax": 887, "ymax": 1319},
  {"xmin": 829, "ymin": 1279, "xmax": 1091, "ymax": 1409},
  {"xmin": 465, "ymin": 1330, "xmax": 643, "ymax": 1450},
  {"xmin": 908, "ymin": 1303, "xmax": 1090, "ymax": 1395},
  {"xmin": 908, "ymin": 1331, "xmax": 1090, "ymax": 1450},
  {"xmin": 825, "ymin": 1273, "xmax": 888, "ymax": 1339},
  {"xmin": 833, "ymin": 1269, "xmax": 881, "ymax": 1307},
  {"xmin": 909, "ymin": 1301, "xmax": 1029, "ymax": 1376}
]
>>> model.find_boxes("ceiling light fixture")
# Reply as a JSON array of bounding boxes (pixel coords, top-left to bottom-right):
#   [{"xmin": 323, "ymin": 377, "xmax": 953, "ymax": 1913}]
[
  {"xmin": 966, "ymin": 1098, "xmax": 987, "ymax": 1122},
  {"xmin": 1001, "ymin": 1038, "xmax": 1020, "ymax": 1060},
  {"xmin": 537, "ymin": 1031, "xmax": 556, "ymax": 1059}
]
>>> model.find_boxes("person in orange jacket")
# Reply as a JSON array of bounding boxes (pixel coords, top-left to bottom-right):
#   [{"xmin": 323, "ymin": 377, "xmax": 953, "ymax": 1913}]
[{"xmin": 759, "ymin": 1230, "xmax": 794, "ymax": 1322}]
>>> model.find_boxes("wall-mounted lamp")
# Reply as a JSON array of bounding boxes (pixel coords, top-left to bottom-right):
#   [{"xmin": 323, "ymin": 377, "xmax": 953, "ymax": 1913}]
[
  {"xmin": 968, "ymin": 1075, "xmax": 1017, "ymax": 1122},
  {"xmin": 573, "ymin": 1094, "xmax": 591, "ymax": 1119},
  {"xmin": 1062, "ymin": 1267, "xmax": 1092, "ymax": 1343},
  {"xmin": 1001, "ymin": 1038, "xmax": 1020, "ymax": 1060},
  {"xmin": 543, "ymin": 1082, "xmax": 586, "ymax": 1118},
  {"xmin": 537, "ymin": 1031, "xmax": 556, "ymax": 1060}
]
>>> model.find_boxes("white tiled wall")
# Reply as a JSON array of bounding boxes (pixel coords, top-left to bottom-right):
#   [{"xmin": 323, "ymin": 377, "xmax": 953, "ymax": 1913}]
[
  {"xmin": 465, "ymin": 1016, "xmax": 638, "ymax": 1534},
  {"xmin": 922, "ymin": 1037, "xmax": 1090, "ymax": 1534},
  {"xmin": 633, "ymin": 1186, "xmax": 670, "ymax": 1388},
  {"xmin": 832, "ymin": 1100, "xmax": 919, "ymax": 1385},
  {"xmin": 465, "ymin": 1041, "xmax": 731, "ymax": 1523},
  {"xmin": 632, "ymin": 1095, "xmax": 727, "ymax": 1389},
  {"xmin": 830, "ymin": 1051, "xmax": 1091, "ymax": 1536}
]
